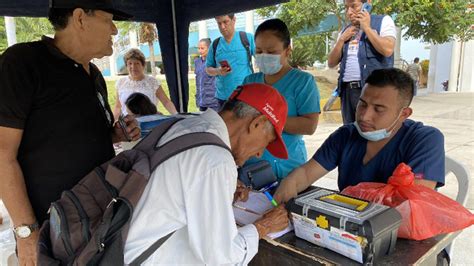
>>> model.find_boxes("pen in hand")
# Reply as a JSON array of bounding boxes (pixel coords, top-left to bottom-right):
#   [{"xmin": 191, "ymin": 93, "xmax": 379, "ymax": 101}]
[
  {"xmin": 258, "ymin": 181, "xmax": 279, "ymax": 193},
  {"xmin": 263, "ymin": 191, "xmax": 278, "ymax": 207}
]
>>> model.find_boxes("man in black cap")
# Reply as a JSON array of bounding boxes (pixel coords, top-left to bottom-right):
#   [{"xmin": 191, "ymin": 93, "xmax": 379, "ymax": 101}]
[{"xmin": 0, "ymin": 1, "xmax": 136, "ymax": 264}]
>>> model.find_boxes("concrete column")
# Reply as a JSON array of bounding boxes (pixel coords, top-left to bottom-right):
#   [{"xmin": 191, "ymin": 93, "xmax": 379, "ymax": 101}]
[
  {"xmin": 198, "ymin": 20, "xmax": 208, "ymax": 40},
  {"xmin": 427, "ymin": 44, "xmax": 438, "ymax": 93},
  {"xmin": 129, "ymin": 29, "xmax": 138, "ymax": 48},
  {"xmin": 459, "ymin": 40, "xmax": 474, "ymax": 92},
  {"xmin": 448, "ymin": 40, "xmax": 461, "ymax": 92},
  {"xmin": 245, "ymin": 10, "xmax": 254, "ymax": 33},
  {"xmin": 4, "ymin": 17, "xmax": 17, "ymax": 46},
  {"xmin": 109, "ymin": 47, "xmax": 117, "ymax": 77},
  {"xmin": 394, "ymin": 26, "xmax": 402, "ymax": 68}
]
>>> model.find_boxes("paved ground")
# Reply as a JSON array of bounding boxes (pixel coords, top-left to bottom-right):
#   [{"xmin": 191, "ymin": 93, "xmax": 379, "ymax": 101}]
[
  {"xmin": 307, "ymin": 89, "xmax": 474, "ymax": 265},
  {"xmin": 0, "ymin": 90, "xmax": 472, "ymax": 265}
]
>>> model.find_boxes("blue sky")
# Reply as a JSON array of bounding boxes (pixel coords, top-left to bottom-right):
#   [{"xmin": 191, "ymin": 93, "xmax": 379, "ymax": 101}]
[{"xmin": 400, "ymin": 31, "xmax": 431, "ymax": 62}]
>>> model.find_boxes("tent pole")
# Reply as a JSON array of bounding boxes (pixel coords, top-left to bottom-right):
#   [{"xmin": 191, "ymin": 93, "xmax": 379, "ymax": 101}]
[
  {"xmin": 5, "ymin": 16, "xmax": 17, "ymax": 46},
  {"xmin": 171, "ymin": 0, "xmax": 184, "ymax": 112}
]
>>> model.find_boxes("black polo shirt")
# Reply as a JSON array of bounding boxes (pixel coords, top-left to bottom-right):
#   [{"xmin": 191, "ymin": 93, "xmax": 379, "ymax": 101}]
[{"xmin": 0, "ymin": 37, "xmax": 115, "ymax": 222}]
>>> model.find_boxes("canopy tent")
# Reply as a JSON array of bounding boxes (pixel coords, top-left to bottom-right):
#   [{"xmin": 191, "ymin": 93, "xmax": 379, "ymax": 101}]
[{"xmin": 0, "ymin": 0, "xmax": 286, "ymax": 112}]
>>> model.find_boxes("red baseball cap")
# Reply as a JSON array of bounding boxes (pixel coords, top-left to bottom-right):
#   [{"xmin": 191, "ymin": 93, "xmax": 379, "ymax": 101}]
[{"xmin": 229, "ymin": 83, "xmax": 288, "ymax": 159}]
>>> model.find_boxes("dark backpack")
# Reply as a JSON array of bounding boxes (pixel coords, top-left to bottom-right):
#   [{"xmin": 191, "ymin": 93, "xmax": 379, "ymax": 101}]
[
  {"xmin": 212, "ymin": 31, "xmax": 254, "ymax": 73},
  {"xmin": 38, "ymin": 117, "xmax": 231, "ymax": 265}
]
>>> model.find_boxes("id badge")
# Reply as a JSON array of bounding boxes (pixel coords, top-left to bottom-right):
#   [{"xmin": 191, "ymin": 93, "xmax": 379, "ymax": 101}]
[{"xmin": 348, "ymin": 40, "xmax": 359, "ymax": 56}]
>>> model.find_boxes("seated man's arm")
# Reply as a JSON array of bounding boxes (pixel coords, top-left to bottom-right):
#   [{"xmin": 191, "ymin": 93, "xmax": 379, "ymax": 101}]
[
  {"xmin": 274, "ymin": 160, "xmax": 329, "ymax": 203},
  {"xmin": 406, "ymin": 126, "xmax": 445, "ymax": 189},
  {"xmin": 414, "ymin": 179, "xmax": 437, "ymax": 189},
  {"xmin": 275, "ymin": 126, "xmax": 348, "ymax": 203}
]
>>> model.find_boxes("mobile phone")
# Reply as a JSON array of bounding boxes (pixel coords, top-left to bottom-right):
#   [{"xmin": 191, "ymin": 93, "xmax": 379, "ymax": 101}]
[
  {"xmin": 361, "ymin": 2, "xmax": 372, "ymax": 13},
  {"xmin": 118, "ymin": 114, "xmax": 131, "ymax": 141},
  {"xmin": 219, "ymin": 60, "xmax": 231, "ymax": 71}
]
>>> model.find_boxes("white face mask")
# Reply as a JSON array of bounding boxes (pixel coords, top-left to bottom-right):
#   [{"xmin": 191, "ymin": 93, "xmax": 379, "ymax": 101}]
[
  {"xmin": 255, "ymin": 53, "xmax": 283, "ymax": 75},
  {"xmin": 354, "ymin": 110, "xmax": 403, "ymax": 142}
]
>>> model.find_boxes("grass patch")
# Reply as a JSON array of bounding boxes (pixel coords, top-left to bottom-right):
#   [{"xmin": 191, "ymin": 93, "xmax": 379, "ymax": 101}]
[{"xmin": 106, "ymin": 77, "xmax": 333, "ymax": 114}]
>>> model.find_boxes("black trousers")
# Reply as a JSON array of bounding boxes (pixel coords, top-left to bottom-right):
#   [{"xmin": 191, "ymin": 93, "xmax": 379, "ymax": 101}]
[{"xmin": 340, "ymin": 84, "xmax": 362, "ymax": 125}]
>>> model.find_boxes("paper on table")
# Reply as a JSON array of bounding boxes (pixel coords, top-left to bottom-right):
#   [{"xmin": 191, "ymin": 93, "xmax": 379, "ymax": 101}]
[{"xmin": 233, "ymin": 191, "xmax": 293, "ymax": 239}]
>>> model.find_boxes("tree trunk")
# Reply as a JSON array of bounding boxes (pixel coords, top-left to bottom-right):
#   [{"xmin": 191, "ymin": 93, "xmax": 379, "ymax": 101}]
[{"xmin": 148, "ymin": 41, "xmax": 156, "ymax": 76}]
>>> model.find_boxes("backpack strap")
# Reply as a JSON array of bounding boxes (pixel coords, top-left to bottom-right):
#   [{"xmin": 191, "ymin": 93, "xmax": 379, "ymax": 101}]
[
  {"xmin": 239, "ymin": 31, "xmax": 254, "ymax": 73},
  {"xmin": 150, "ymin": 131, "xmax": 231, "ymax": 172},
  {"xmin": 129, "ymin": 231, "xmax": 174, "ymax": 265},
  {"xmin": 212, "ymin": 32, "xmax": 253, "ymax": 73},
  {"xmin": 133, "ymin": 117, "xmax": 183, "ymax": 157},
  {"xmin": 212, "ymin": 37, "xmax": 221, "ymax": 67}
]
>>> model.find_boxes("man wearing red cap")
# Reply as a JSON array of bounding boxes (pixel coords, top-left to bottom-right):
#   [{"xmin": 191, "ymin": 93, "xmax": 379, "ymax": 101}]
[{"xmin": 124, "ymin": 83, "xmax": 289, "ymax": 264}]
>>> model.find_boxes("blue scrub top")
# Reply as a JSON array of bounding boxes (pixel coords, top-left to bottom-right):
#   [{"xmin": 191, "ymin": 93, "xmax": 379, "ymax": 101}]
[
  {"xmin": 243, "ymin": 68, "xmax": 321, "ymax": 180},
  {"xmin": 313, "ymin": 119, "xmax": 445, "ymax": 191},
  {"xmin": 206, "ymin": 31, "xmax": 255, "ymax": 100}
]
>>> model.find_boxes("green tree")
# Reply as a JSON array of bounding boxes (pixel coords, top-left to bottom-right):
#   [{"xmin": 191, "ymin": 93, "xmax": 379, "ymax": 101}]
[
  {"xmin": 373, "ymin": 0, "xmax": 473, "ymax": 44},
  {"xmin": 15, "ymin": 17, "xmax": 54, "ymax": 43},
  {"xmin": 289, "ymin": 34, "xmax": 330, "ymax": 68},
  {"xmin": 257, "ymin": 0, "xmax": 343, "ymax": 67},
  {"xmin": 1, "ymin": 17, "xmax": 53, "ymax": 54},
  {"xmin": 257, "ymin": 0, "xmax": 473, "ymax": 62},
  {"xmin": 115, "ymin": 21, "xmax": 159, "ymax": 75},
  {"xmin": 139, "ymin": 23, "xmax": 158, "ymax": 75},
  {"xmin": 0, "ymin": 17, "xmax": 7, "ymax": 54},
  {"xmin": 258, "ymin": 0, "xmax": 343, "ymax": 34}
]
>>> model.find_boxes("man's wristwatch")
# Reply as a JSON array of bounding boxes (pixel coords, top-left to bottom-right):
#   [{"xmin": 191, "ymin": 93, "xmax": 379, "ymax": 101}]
[{"xmin": 13, "ymin": 222, "xmax": 40, "ymax": 239}]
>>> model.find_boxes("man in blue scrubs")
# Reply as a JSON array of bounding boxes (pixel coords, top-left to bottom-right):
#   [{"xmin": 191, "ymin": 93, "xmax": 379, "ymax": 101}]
[
  {"xmin": 274, "ymin": 68, "xmax": 445, "ymax": 203},
  {"xmin": 205, "ymin": 14, "xmax": 255, "ymax": 108}
]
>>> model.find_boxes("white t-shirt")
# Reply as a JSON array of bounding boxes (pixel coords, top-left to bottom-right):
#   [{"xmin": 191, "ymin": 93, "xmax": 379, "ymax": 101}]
[
  {"xmin": 124, "ymin": 109, "xmax": 259, "ymax": 265},
  {"xmin": 340, "ymin": 15, "xmax": 397, "ymax": 82},
  {"xmin": 116, "ymin": 75, "xmax": 162, "ymax": 115}
]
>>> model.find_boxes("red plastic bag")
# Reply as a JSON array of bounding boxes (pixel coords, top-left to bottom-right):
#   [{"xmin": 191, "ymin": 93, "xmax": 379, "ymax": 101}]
[{"xmin": 342, "ymin": 163, "xmax": 474, "ymax": 240}]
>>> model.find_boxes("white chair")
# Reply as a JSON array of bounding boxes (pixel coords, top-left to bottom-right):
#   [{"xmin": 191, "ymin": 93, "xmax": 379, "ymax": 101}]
[
  {"xmin": 443, "ymin": 155, "xmax": 471, "ymax": 259},
  {"xmin": 444, "ymin": 156, "xmax": 471, "ymax": 206}
]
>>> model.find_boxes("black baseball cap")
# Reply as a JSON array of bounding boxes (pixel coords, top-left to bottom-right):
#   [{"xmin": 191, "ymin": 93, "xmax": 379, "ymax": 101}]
[{"xmin": 49, "ymin": 0, "xmax": 133, "ymax": 21}]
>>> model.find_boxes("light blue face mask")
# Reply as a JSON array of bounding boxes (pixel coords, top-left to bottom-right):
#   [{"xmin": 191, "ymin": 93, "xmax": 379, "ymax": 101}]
[
  {"xmin": 255, "ymin": 53, "xmax": 283, "ymax": 75},
  {"xmin": 353, "ymin": 111, "xmax": 403, "ymax": 142}
]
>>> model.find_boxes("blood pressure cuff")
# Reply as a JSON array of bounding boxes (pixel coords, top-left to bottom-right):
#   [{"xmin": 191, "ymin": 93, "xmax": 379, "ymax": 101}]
[{"xmin": 238, "ymin": 160, "xmax": 276, "ymax": 190}]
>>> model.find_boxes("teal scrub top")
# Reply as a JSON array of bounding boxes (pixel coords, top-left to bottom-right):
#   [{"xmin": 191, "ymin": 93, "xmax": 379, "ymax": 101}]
[
  {"xmin": 243, "ymin": 68, "xmax": 321, "ymax": 180},
  {"xmin": 206, "ymin": 31, "xmax": 255, "ymax": 100}
]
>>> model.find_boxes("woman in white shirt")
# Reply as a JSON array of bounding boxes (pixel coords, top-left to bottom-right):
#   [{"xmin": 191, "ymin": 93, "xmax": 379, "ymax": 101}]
[{"xmin": 113, "ymin": 48, "xmax": 177, "ymax": 119}]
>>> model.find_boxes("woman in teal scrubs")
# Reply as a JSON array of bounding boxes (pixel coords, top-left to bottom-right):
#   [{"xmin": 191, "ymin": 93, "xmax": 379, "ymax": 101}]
[{"xmin": 243, "ymin": 18, "xmax": 321, "ymax": 180}]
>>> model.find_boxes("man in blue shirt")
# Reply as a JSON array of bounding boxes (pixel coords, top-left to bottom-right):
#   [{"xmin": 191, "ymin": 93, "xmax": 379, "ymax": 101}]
[
  {"xmin": 328, "ymin": 0, "xmax": 396, "ymax": 125},
  {"xmin": 274, "ymin": 68, "xmax": 445, "ymax": 203},
  {"xmin": 206, "ymin": 14, "xmax": 255, "ymax": 109}
]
